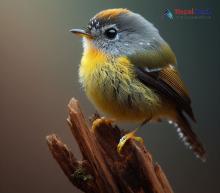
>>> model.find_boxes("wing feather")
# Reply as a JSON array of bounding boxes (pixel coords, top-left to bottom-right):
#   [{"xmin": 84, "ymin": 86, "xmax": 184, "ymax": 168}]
[
  {"xmin": 159, "ymin": 65, "xmax": 190, "ymax": 103},
  {"xmin": 135, "ymin": 65, "xmax": 196, "ymax": 122}
]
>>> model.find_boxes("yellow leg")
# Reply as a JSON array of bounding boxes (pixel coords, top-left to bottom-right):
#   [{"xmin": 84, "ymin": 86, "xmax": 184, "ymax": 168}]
[{"xmin": 117, "ymin": 128, "xmax": 144, "ymax": 154}]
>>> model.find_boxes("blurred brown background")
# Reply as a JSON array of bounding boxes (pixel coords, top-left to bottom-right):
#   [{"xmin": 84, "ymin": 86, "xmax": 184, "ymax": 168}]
[{"xmin": 0, "ymin": 0, "xmax": 220, "ymax": 193}]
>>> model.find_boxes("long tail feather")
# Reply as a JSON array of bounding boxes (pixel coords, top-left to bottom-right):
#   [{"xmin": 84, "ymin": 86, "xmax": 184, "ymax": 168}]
[{"xmin": 168, "ymin": 111, "xmax": 206, "ymax": 161}]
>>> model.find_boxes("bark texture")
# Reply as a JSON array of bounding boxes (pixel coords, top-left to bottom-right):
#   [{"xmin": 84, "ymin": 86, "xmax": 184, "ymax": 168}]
[{"xmin": 46, "ymin": 98, "xmax": 174, "ymax": 193}]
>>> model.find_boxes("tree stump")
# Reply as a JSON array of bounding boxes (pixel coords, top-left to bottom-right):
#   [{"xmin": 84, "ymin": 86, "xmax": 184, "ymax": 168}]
[{"xmin": 46, "ymin": 98, "xmax": 174, "ymax": 193}]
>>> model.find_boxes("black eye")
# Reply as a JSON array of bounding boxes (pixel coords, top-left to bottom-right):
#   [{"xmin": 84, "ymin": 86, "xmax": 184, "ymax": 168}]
[{"xmin": 104, "ymin": 28, "xmax": 117, "ymax": 39}]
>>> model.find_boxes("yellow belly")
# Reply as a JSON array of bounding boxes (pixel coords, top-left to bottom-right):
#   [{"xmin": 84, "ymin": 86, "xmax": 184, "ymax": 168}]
[{"xmin": 79, "ymin": 46, "xmax": 161, "ymax": 122}]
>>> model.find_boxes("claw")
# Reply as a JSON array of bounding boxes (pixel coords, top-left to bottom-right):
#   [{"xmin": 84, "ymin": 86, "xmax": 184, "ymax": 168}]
[
  {"xmin": 91, "ymin": 117, "xmax": 115, "ymax": 132},
  {"xmin": 117, "ymin": 129, "xmax": 144, "ymax": 154}
]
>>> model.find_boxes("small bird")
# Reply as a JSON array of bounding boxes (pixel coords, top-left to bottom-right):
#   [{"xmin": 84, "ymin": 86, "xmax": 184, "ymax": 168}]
[{"xmin": 70, "ymin": 8, "xmax": 206, "ymax": 161}]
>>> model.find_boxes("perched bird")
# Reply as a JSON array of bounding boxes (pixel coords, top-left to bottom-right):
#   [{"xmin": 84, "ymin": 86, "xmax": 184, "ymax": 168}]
[{"xmin": 70, "ymin": 8, "xmax": 206, "ymax": 161}]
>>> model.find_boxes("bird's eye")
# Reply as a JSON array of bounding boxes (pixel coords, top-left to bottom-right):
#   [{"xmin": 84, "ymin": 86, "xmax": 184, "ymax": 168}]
[{"xmin": 104, "ymin": 28, "xmax": 117, "ymax": 39}]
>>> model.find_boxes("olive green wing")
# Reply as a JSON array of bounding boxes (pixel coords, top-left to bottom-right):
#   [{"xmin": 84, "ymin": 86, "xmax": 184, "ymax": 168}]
[
  {"xmin": 127, "ymin": 41, "xmax": 196, "ymax": 121},
  {"xmin": 134, "ymin": 65, "xmax": 196, "ymax": 122},
  {"xmin": 128, "ymin": 42, "xmax": 177, "ymax": 71}
]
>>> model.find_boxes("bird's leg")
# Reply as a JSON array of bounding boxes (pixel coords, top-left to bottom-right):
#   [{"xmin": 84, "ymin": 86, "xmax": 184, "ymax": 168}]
[
  {"xmin": 117, "ymin": 118, "xmax": 150, "ymax": 154},
  {"xmin": 117, "ymin": 128, "xmax": 143, "ymax": 153}
]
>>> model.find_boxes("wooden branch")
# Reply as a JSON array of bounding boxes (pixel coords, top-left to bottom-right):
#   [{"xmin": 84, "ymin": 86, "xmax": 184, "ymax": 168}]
[{"xmin": 46, "ymin": 98, "xmax": 174, "ymax": 193}]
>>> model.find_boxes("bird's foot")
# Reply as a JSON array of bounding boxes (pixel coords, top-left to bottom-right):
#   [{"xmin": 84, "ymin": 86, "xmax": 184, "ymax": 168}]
[
  {"xmin": 117, "ymin": 129, "xmax": 144, "ymax": 154},
  {"xmin": 91, "ymin": 117, "xmax": 115, "ymax": 132}
]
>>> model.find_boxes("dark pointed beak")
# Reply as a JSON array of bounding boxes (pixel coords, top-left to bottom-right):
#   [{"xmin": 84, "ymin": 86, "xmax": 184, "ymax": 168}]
[{"xmin": 69, "ymin": 28, "xmax": 93, "ymax": 39}]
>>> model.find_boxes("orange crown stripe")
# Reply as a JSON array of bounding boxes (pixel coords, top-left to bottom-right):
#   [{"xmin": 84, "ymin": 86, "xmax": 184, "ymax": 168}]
[{"xmin": 95, "ymin": 8, "xmax": 130, "ymax": 19}]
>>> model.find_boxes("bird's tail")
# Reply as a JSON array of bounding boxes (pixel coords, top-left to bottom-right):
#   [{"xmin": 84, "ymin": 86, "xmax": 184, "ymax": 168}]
[{"xmin": 169, "ymin": 111, "xmax": 207, "ymax": 161}]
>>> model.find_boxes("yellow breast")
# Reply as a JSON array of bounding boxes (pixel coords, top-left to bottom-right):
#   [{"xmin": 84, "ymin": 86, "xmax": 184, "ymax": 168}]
[
  {"xmin": 79, "ymin": 40, "xmax": 160, "ymax": 122},
  {"xmin": 79, "ymin": 43, "xmax": 107, "ymax": 85}
]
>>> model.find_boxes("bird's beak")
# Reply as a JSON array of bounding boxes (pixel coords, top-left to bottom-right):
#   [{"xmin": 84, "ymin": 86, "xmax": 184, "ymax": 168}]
[{"xmin": 69, "ymin": 29, "xmax": 93, "ymax": 39}]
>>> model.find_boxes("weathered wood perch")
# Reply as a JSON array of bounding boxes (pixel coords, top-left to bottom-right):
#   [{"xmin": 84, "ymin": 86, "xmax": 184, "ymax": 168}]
[{"xmin": 46, "ymin": 98, "xmax": 174, "ymax": 193}]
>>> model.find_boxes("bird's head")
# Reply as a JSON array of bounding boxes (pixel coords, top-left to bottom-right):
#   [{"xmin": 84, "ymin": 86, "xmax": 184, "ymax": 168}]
[{"xmin": 70, "ymin": 8, "xmax": 176, "ymax": 64}]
